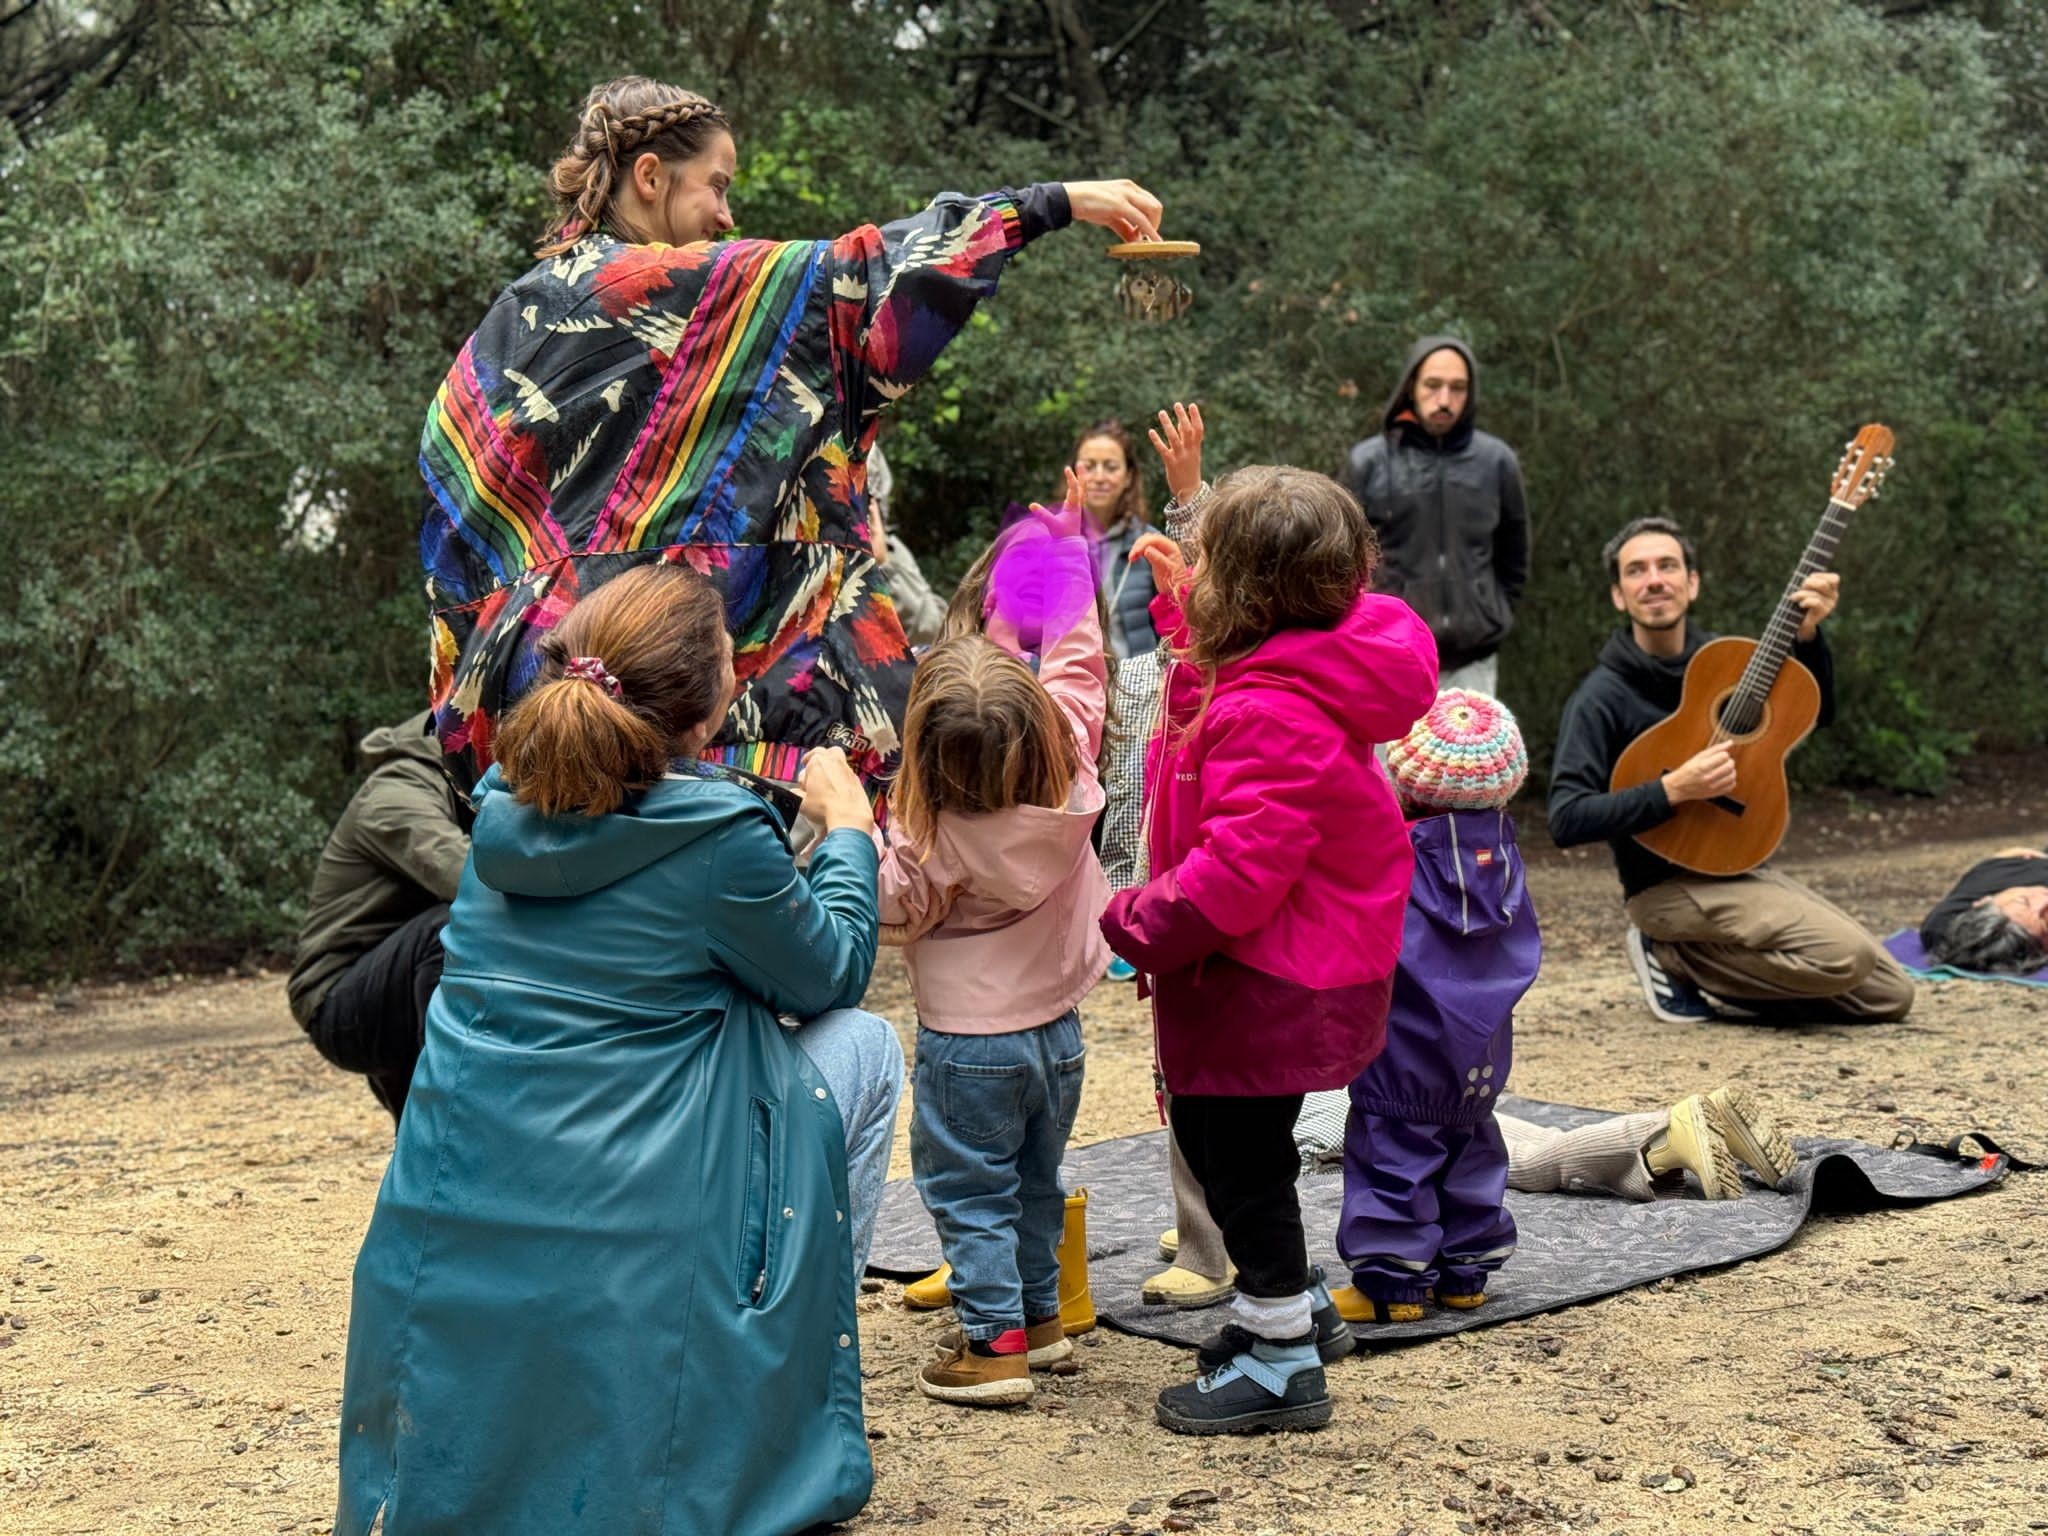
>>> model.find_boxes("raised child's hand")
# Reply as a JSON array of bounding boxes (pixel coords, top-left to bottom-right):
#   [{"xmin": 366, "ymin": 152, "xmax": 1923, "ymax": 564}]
[
  {"xmin": 1128, "ymin": 530, "xmax": 1186, "ymax": 594},
  {"xmin": 1029, "ymin": 466, "xmax": 1088, "ymax": 541},
  {"xmin": 1147, "ymin": 401, "xmax": 1205, "ymax": 503}
]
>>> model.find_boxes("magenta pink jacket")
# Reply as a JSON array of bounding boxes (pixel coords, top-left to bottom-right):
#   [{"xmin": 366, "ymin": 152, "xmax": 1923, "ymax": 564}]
[
  {"xmin": 876, "ymin": 607, "xmax": 1112, "ymax": 1034},
  {"xmin": 1100, "ymin": 584, "xmax": 1438, "ymax": 1095}
]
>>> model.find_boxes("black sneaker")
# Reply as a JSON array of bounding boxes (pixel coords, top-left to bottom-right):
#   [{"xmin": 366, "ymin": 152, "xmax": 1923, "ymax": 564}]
[
  {"xmin": 1307, "ymin": 1265, "xmax": 1356, "ymax": 1362},
  {"xmin": 1158, "ymin": 1334, "xmax": 1332, "ymax": 1436},
  {"xmin": 1625, "ymin": 926, "xmax": 1720, "ymax": 1024}
]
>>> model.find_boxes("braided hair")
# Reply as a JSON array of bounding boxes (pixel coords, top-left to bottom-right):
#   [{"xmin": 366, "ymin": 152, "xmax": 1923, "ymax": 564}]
[{"xmin": 538, "ymin": 76, "xmax": 731, "ymax": 257}]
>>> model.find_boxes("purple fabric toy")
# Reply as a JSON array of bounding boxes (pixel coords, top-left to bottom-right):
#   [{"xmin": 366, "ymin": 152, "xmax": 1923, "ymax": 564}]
[
  {"xmin": 983, "ymin": 501, "xmax": 1097, "ymax": 653},
  {"xmin": 1338, "ymin": 808, "xmax": 1541, "ymax": 1304}
]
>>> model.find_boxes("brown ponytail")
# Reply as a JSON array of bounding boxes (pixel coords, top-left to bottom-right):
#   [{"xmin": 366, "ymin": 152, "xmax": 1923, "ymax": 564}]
[
  {"xmin": 537, "ymin": 76, "xmax": 732, "ymax": 257},
  {"xmin": 492, "ymin": 564, "xmax": 732, "ymax": 816}
]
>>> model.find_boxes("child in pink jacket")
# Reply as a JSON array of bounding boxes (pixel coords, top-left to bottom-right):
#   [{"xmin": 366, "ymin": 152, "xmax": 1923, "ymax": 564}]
[
  {"xmin": 879, "ymin": 504, "xmax": 1111, "ymax": 1410},
  {"xmin": 1101, "ymin": 465, "xmax": 1438, "ymax": 1435}
]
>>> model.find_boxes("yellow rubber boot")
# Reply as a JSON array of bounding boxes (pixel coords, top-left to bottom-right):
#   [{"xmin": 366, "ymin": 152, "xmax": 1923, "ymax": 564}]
[
  {"xmin": 902, "ymin": 1264, "xmax": 953, "ymax": 1310},
  {"xmin": 1057, "ymin": 1188, "xmax": 1095, "ymax": 1336},
  {"xmin": 1328, "ymin": 1283, "xmax": 1425, "ymax": 1325}
]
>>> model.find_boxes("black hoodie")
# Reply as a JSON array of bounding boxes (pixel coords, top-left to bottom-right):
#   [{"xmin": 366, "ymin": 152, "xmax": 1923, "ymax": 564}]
[
  {"xmin": 1339, "ymin": 335, "xmax": 1531, "ymax": 671},
  {"xmin": 1547, "ymin": 623, "xmax": 1835, "ymax": 898}
]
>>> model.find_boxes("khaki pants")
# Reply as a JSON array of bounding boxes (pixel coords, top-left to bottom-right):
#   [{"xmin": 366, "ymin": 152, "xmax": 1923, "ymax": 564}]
[{"xmin": 1625, "ymin": 867, "xmax": 1914, "ymax": 1022}]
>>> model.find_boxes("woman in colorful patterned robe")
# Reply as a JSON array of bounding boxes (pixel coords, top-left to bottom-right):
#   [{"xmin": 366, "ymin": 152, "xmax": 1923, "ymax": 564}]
[{"xmin": 422, "ymin": 75, "xmax": 1163, "ymax": 785}]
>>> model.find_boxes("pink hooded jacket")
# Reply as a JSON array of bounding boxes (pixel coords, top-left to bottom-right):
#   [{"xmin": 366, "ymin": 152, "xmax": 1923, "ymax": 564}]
[
  {"xmin": 876, "ymin": 607, "xmax": 1112, "ymax": 1034},
  {"xmin": 1100, "ymin": 584, "xmax": 1438, "ymax": 1095}
]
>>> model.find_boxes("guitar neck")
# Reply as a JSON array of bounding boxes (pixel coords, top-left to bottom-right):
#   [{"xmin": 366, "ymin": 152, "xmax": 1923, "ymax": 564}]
[{"xmin": 1728, "ymin": 498, "xmax": 1854, "ymax": 713}]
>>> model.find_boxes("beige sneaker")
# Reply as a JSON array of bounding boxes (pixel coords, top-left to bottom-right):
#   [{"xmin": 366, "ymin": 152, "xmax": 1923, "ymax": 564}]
[
  {"xmin": 1158, "ymin": 1226, "xmax": 1179, "ymax": 1263},
  {"xmin": 1646, "ymin": 1094, "xmax": 1743, "ymax": 1200},
  {"xmin": 1707, "ymin": 1083, "xmax": 1797, "ymax": 1188},
  {"xmin": 1140, "ymin": 1263, "xmax": 1236, "ymax": 1309},
  {"xmin": 917, "ymin": 1333, "xmax": 1033, "ymax": 1405}
]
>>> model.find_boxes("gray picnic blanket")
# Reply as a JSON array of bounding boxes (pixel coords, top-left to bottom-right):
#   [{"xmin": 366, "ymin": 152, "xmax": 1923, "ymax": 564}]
[{"xmin": 865, "ymin": 1095, "xmax": 2017, "ymax": 1348}]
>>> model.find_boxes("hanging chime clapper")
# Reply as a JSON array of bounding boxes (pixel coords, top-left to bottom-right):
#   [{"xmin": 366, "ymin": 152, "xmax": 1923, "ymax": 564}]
[{"xmin": 1106, "ymin": 239, "xmax": 1202, "ymax": 322}]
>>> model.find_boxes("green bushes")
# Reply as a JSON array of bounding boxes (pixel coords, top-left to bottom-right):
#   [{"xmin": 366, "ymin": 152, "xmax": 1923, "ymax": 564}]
[{"xmin": 2, "ymin": 0, "xmax": 2042, "ymax": 976}]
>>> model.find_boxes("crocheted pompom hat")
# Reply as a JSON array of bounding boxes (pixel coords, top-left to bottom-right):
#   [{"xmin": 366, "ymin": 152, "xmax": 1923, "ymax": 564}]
[{"xmin": 1386, "ymin": 688, "xmax": 1528, "ymax": 814}]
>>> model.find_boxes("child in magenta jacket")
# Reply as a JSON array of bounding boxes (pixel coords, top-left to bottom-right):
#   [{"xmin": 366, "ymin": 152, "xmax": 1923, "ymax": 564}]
[{"xmin": 1101, "ymin": 465, "xmax": 1438, "ymax": 1435}]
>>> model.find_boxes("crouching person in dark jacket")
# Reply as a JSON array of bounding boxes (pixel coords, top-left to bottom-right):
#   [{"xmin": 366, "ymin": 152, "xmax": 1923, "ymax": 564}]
[
  {"xmin": 1334, "ymin": 690, "xmax": 1538, "ymax": 1325},
  {"xmin": 287, "ymin": 712, "xmax": 472, "ymax": 1123}
]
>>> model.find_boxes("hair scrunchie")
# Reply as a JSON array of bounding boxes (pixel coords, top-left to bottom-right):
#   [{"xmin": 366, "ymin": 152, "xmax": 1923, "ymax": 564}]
[{"xmin": 563, "ymin": 656, "xmax": 622, "ymax": 699}]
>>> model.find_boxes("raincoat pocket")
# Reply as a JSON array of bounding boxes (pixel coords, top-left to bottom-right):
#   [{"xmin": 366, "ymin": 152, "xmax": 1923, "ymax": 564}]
[{"xmin": 737, "ymin": 1096, "xmax": 776, "ymax": 1307}]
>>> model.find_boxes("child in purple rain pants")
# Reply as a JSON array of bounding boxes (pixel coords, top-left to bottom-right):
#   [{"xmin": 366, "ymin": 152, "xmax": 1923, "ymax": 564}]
[{"xmin": 1335, "ymin": 689, "xmax": 1540, "ymax": 1324}]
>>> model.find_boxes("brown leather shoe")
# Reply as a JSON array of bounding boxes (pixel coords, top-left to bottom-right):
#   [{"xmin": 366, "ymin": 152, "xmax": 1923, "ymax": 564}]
[
  {"xmin": 917, "ymin": 1333, "xmax": 1032, "ymax": 1405},
  {"xmin": 1023, "ymin": 1317, "xmax": 1071, "ymax": 1369}
]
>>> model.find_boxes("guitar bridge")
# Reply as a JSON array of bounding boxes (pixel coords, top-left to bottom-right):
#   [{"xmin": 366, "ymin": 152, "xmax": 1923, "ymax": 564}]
[{"xmin": 1706, "ymin": 794, "xmax": 1747, "ymax": 817}]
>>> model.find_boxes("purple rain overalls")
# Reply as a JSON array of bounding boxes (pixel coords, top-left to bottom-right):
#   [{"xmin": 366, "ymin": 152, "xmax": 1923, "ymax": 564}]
[{"xmin": 1338, "ymin": 808, "xmax": 1541, "ymax": 1302}]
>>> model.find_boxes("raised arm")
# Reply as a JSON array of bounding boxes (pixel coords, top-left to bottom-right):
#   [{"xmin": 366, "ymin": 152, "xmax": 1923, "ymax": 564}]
[
  {"xmin": 827, "ymin": 179, "xmax": 1162, "ymax": 427},
  {"xmin": 704, "ymin": 817, "xmax": 879, "ymax": 1018}
]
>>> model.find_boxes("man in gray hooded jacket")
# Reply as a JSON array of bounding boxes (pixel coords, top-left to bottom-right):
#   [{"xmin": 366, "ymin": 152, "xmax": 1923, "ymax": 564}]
[{"xmin": 1340, "ymin": 336, "xmax": 1531, "ymax": 694}]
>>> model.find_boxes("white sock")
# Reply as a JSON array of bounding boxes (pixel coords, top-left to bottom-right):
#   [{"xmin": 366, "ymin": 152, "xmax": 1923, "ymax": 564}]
[{"xmin": 1229, "ymin": 1288, "xmax": 1312, "ymax": 1341}]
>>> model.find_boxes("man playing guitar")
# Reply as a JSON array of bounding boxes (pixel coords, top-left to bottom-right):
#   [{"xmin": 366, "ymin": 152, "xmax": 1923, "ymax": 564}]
[{"xmin": 1547, "ymin": 516, "xmax": 1914, "ymax": 1024}]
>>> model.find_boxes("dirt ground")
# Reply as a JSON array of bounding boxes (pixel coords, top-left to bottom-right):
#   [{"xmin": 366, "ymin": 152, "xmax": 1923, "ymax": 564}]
[{"xmin": 4, "ymin": 760, "xmax": 2045, "ymax": 1536}]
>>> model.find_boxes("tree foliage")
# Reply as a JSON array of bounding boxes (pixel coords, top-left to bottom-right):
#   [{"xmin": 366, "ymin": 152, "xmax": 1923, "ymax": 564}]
[{"xmin": 2, "ymin": 0, "xmax": 2043, "ymax": 976}]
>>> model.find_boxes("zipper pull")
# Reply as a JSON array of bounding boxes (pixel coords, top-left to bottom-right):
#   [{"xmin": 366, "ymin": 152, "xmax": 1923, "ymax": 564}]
[{"xmin": 752, "ymin": 1269, "xmax": 767, "ymax": 1304}]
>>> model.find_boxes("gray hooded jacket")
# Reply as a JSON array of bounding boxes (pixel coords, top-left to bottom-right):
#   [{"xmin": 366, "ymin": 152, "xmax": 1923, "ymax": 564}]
[{"xmin": 1340, "ymin": 335, "xmax": 1531, "ymax": 672}]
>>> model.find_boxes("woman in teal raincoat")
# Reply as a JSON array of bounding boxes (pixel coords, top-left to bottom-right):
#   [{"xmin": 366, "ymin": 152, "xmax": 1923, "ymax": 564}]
[{"xmin": 337, "ymin": 564, "xmax": 896, "ymax": 1536}]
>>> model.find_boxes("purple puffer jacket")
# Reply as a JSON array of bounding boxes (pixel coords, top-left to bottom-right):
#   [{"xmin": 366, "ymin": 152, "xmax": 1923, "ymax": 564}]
[
  {"xmin": 1351, "ymin": 809, "xmax": 1540, "ymax": 1123},
  {"xmin": 1100, "ymin": 584, "xmax": 1439, "ymax": 1096}
]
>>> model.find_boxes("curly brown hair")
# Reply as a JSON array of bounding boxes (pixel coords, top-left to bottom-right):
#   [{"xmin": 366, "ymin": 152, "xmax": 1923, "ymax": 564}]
[
  {"xmin": 1175, "ymin": 467, "xmax": 1377, "ymax": 732},
  {"xmin": 537, "ymin": 76, "xmax": 731, "ymax": 257}
]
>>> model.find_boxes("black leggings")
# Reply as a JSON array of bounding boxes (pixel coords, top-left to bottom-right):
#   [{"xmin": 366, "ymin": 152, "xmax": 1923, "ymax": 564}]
[
  {"xmin": 1168, "ymin": 1092, "xmax": 1309, "ymax": 1298},
  {"xmin": 304, "ymin": 904, "xmax": 449, "ymax": 1123}
]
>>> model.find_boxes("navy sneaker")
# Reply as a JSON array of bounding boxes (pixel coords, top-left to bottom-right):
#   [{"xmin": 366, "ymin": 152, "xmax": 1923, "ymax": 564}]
[
  {"xmin": 1197, "ymin": 1270, "xmax": 1352, "ymax": 1369},
  {"xmin": 1158, "ymin": 1331, "xmax": 1332, "ymax": 1435},
  {"xmin": 1625, "ymin": 926, "xmax": 1720, "ymax": 1024}
]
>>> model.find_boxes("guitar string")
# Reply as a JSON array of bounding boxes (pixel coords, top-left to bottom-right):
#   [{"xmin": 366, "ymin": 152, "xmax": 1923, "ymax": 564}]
[{"xmin": 1710, "ymin": 490, "xmax": 1861, "ymax": 744}]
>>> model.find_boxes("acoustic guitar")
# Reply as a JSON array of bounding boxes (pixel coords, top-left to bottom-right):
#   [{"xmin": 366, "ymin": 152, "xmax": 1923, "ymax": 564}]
[{"xmin": 1608, "ymin": 424, "xmax": 1895, "ymax": 877}]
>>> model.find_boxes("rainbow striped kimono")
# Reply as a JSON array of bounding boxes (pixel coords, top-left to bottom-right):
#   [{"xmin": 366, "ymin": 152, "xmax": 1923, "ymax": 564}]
[{"xmin": 421, "ymin": 185, "xmax": 1070, "ymax": 784}]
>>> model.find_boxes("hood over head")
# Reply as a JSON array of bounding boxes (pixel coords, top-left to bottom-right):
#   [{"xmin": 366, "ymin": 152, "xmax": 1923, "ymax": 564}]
[
  {"xmin": 359, "ymin": 710, "xmax": 451, "ymax": 772},
  {"xmin": 467, "ymin": 765, "xmax": 773, "ymax": 899},
  {"xmin": 1380, "ymin": 333, "xmax": 1478, "ymax": 447}
]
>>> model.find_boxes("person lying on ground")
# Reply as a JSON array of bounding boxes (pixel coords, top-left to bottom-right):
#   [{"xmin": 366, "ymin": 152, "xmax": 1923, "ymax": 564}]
[{"xmin": 1920, "ymin": 844, "xmax": 2048, "ymax": 974}]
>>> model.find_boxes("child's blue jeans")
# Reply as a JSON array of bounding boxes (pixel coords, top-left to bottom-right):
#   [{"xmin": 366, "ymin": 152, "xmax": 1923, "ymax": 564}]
[{"xmin": 910, "ymin": 1010, "xmax": 1085, "ymax": 1341}]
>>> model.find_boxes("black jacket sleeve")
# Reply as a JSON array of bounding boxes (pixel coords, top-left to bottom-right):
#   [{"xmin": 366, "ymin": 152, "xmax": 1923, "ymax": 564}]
[
  {"xmin": 1546, "ymin": 682, "xmax": 1676, "ymax": 848},
  {"xmin": 1494, "ymin": 447, "xmax": 1531, "ymax": 607}
]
